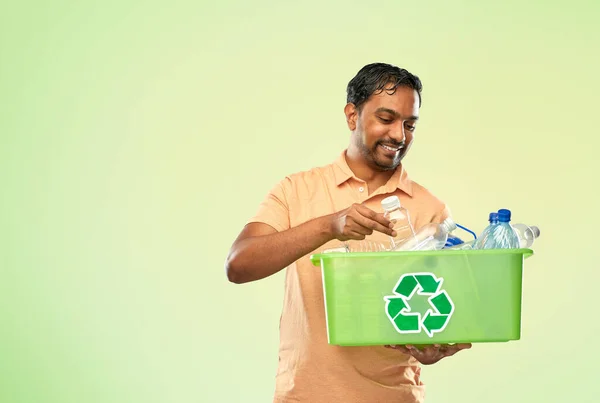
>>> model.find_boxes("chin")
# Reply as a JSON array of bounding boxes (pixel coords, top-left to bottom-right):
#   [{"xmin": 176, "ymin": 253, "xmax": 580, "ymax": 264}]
[
  {"xmin": 373, "ymin": 159, "xmax": 399, "ymax": 171},
  {"xmin": 373, "ymin": 155, "xmax": 401, "ymax": 170}
]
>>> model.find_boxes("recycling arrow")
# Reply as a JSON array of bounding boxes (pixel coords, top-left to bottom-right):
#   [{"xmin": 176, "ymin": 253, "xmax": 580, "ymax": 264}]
[
  {"xmin": 422, "ymin": 291, "xmax": 454, "ymax": 336},
  {"xmin": 384, "ymin": 272, "xmax": 455, "ymax": 338},
  {"xmin": 385, "ymin": 295, "xmax": 407, "ymax": 318},
  {"xmin": 430, "ymin": 291, "xmax": 453, "ymax": 315},
  {"xmin": 384, "ymin": 296, "xmax": 420, "ymax": 333},
  {"xmin": 422, "ymin": 311, "xmax": 448, "ymax": 337},
  {"xmin": 394, "ymin": 275, "xmax": 418, "ymax": 297},
  {"xmin": 414, "ymin": 274, "xmax": 441, "ymax": 294}
]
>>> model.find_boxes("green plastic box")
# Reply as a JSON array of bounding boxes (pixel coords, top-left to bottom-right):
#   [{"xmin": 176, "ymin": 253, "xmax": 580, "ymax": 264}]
[{"xmin": 310, "ymin": 248, "xmax": 533, "ymax": 346}]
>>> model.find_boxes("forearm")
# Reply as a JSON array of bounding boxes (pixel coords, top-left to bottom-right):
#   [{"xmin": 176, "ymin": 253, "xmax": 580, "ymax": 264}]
[{"xmin": 225, "ymin": 216, "xmax": 334, "ymax": 284}]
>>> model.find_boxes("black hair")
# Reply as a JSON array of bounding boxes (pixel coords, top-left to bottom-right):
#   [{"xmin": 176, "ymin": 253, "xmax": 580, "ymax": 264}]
[{"xmin": 346, "ymin": 63, "xmax": 422, "ymax": 111}]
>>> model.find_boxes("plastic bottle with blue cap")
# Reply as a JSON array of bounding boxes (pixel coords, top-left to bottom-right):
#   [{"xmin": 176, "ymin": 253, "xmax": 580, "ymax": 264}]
[
  {"xmin": 480, "ymin": 209, "xmax": 519, "ymax": 249},
  {"xmin": 471, "ymin": 212, "xmax": 500, "ymax": 249}
]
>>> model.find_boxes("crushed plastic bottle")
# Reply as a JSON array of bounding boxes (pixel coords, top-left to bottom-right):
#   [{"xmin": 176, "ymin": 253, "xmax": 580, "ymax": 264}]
[
  {"xmin": 322, "ymin": 246, "xmax": 350, "ymax": 253},
  {"xmin": 394, "ymin": 217, "xmax": 458, "ymax": 251},
  {"xmin": 322, "ymin": 238, "xmax": 390, "ymax": 253},
  {"xmin": 445, "ymin": 240, "xmax": 476, "ymax": 250},
  {"xmin": 512, "ymin": 223, "xmax": 540, "ymax": 248},
  {"xmin": 345, "ymin": 239, "xmax": 389, "ymax": 252}
]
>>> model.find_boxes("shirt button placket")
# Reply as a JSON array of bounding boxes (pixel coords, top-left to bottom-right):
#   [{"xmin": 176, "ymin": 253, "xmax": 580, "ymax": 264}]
[{"xmin": 358, "ymin": 185, "xmax": 365, "ymax": 202}]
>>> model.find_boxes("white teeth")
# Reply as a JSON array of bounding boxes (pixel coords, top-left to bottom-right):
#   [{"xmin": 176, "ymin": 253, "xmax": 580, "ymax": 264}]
[{"xmin": 381, "ymin": 144, "xmax": 399, "ymax": 151}]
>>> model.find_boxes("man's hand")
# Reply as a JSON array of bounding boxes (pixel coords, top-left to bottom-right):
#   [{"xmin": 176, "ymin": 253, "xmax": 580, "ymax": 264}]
[
  {"xmin": 385, "ymin": 343, "xmax": 472, "ymax": 365},
  {"xmin": 329, "ymin": 203, "xmax": 396, "ymax": 241},
  {"xmin": 225, "ymin": 202, "xmax": 395, "ymax": 283}
]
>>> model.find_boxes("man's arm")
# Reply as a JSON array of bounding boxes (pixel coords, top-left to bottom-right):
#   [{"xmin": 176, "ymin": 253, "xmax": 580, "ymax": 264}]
[
  {"xmin": 224, "ymin": 204, "xmax": 396, "ymax": 284},
  {"xmin": 224, "ymin": 218, "xmax": 332, "ymax": 284}
]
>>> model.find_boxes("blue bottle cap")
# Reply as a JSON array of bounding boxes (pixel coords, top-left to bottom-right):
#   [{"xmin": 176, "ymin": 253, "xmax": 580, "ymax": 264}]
[
  {"xmin": 497, "ymin": 209, "xmax": 511, "ymax": 222},
  {"xmin": 446, "ymin": 236, "xmax": 464, "ymax": 246},
  {"xmin": 488, "ymin": 212, "xmax": 499, "ymax": 222}
]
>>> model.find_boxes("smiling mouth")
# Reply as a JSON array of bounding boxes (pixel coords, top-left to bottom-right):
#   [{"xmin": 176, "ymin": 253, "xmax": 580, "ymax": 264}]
[{"xmin": 379, "ymin": 144, "xmax": 402, "ymax": 152}]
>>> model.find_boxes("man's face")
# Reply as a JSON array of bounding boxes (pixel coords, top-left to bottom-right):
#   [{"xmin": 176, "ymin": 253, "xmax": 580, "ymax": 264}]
[{"xmin": 347, "ymin": 85, "xmax": 420, "ymax": 171}]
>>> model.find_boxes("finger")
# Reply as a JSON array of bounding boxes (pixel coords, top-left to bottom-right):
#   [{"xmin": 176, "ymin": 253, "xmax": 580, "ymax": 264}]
[
  {"xmin": 356, "ymin": 205, "xmax": 394, "ymax": 228},
  {"xmin": 441, "ymin": 347, "xmax": 460, "ymax": 358},
  {"xmin": 445, "ymin": 343, "xmax": 472, "ymax": 351},
  {"xmin": 405, "ymin": 344, "xmax": 423, "ymax": 357},
  {"xmin": 346, "ymin": 216, "xmax": 374, "ymax": 236},
  {"xmin": 346, "ymin": 230, "xmax": 367, "ymax": 240},
  {"xmin": 417, "ymin": 344, "xmax": 446, "ymax": 358},
  {"xmin": 355, "ymin": 203, "xmax": 378, "ymax": 219},
  {"xmin": 443, "ymin": 343, "xmax": 472, "ymax": 357},
  {"xmin": 352, "ymin": 209, "xmax": 395, "ymax": 237}
]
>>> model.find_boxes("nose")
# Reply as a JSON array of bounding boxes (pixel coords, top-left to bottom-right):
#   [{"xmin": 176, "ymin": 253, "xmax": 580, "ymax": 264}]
[{"xmin": 389, "ymin": 121, "xmax": 405, "ymax": 144}]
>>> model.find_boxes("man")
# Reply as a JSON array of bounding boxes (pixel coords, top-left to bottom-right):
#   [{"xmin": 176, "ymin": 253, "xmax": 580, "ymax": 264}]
[{"xmin": 225, "ymin": 63, "xmax": 471, "ymax": 402}]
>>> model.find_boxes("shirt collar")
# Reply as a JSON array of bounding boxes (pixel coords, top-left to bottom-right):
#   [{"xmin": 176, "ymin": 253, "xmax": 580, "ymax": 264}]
[{"xmin": 332, "ymin": 150, "xmax": 414, "ymax": 197}]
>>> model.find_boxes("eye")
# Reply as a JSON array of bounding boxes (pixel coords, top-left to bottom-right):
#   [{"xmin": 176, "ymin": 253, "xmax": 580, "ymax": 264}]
[
  {"xmin": 405, "ymin": 123, "xmax": 416, "ymax": 131},
  {"xmin": 378, "ymin": 116, "xmax": 393, "ymax": 124}
]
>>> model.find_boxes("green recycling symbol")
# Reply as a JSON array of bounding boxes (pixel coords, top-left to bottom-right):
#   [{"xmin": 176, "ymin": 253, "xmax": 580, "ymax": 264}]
[{"xmin": 384, "ymin": 272, "xmax": 455, "ymax": 337}]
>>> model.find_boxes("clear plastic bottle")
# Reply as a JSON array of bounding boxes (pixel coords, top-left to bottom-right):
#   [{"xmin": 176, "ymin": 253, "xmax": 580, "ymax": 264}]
[
  {"xmin": 443, "ymin": 223, "xmax": 478, "ymax": 249},
  {"xmin": 473, "ymin": 212, "xmax": 499, "ymax": 249},
  {"xmin": 483, "ymin": 209, "xmax": 519, "ymax": 249},
  {"xmin": 322, "ymin": 238, "xmax": 390, "ymax": 253},
  {"xmin": 381, "ymin": 195, "xmax": 417, "ymax": 250},
  {"xmin": 512, "ymin": 223, "xmax": 541, "ymax": 248},
  {"xmin": 345, "ymin": 239, "xmax": 389, "ymax": 252},
  {"xmin": 446, "ymin": 240, "xmax": 476, "ymax": 250},
  {"xmin": 322, "ymin": 245, "xmax": 350, "ymax": 253},
  {"xmin": 394, "ymin": 217, "xmax": 457, "ymax": 251}
]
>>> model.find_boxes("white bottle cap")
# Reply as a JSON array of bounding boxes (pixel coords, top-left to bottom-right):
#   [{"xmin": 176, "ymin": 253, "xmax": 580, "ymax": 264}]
[
  {"xmin": 381, "ymin": 195, "xmax": 401, "ymax": 211},
  {"xmin": 442, "ymin": 217, "xmax": 457, "ymax": 233}
]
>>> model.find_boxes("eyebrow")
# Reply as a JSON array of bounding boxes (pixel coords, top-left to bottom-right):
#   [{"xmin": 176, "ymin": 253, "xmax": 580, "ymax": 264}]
[{"xmin": 375, "ymin": 107, "xmax": 419, "ymax": 121}]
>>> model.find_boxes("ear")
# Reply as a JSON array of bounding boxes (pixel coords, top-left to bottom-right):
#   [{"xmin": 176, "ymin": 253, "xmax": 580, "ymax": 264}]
[{"xmin": 344, "ymin": 103, "xmax": 358, "ymax": 131}]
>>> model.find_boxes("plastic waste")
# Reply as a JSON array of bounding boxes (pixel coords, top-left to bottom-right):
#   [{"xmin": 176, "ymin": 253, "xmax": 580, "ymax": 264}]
[
  {"xmin": 512, "ymin": 223, "xmax": 540, "ymax": 248},
  {"xmin": 473, "ymin": 212, "xmax": 500, "ymax": 249},
  {"xmin": 394, "ymin": 217, "xmax": 458, "ymax": 251},
  {"xmin": 445, "ymin": 235, "xmax": 465, "ymax": 248},
  {"xmin": 322, "ymin": 239, "xmax": 390, "ymax": 253},
  {"xmin": 381, "ymin": 196, "xmax": 417, "ymax": 250},
  {"xmin": 446, "ymin": 240, "xmax": 476, "ymax": 250},
  {"xmin": 479, "ymin": 209, "xmax": 519, "ymax": 249}
]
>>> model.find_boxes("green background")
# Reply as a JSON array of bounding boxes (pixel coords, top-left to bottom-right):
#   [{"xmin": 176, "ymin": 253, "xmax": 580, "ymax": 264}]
[{"xmin": 1, "ymin": 1, "xmax": 597, "ymax": 402}]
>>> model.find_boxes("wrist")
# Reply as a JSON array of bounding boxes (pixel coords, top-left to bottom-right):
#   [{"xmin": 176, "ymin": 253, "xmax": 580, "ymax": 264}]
[{"xmin": 316, "ymin": 214, "xmax": 336, "ymax": 242}]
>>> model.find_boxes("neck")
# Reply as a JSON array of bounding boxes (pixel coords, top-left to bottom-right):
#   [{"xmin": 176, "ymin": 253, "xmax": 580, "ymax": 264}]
[{"xmin": 344, "ymin": 147, "xmax": 396, "ymax": 189}]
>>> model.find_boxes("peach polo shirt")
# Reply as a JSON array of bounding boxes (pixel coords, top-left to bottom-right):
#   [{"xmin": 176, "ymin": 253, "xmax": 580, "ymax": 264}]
[{"xmin": 248, "ymin": 150, "xmax": 450, "ymax": 403}]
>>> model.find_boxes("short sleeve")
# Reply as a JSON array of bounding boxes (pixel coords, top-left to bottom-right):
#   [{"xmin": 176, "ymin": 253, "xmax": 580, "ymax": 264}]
[
  {"xmin": 432, "ymin": 203, "xmax": 452, "ymax": 224},
  {"xmin": 246, "ymin": 177, "xmax": 292, "ymax": 232}
]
